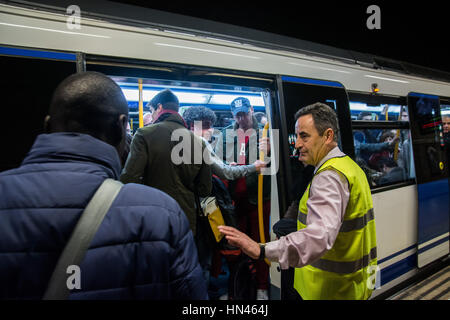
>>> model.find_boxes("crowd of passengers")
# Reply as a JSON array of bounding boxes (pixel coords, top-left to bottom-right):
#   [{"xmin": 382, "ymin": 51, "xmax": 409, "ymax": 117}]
[
  {"xmin": 0, "ymin": 72, "xmax": 271, "ymax": 300},
  {"xmin": 353, "ymin": 111, "xmax": 414, "ymax": 187}
]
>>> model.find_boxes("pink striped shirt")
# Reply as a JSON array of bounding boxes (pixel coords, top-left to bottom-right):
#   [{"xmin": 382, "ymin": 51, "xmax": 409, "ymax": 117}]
[{"xmin": 265, "ymin": 147, "xmax": 350, "ymax": 269}]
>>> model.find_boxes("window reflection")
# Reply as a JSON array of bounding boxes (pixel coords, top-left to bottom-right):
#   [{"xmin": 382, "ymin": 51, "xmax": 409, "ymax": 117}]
[
  {"xmin": 350, "ymin": 99, "xmax": 415, "ymax": 188},
  {"xmin": 350, "ymin": 102, "xmax": 409, "ymax": 122},
  {"xmin": 353, "ymin": 128, "xmax": 415, "ymax": 187}
]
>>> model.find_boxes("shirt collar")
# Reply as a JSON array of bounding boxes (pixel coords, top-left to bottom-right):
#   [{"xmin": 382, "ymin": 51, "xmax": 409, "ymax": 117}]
[{"xmin": 314, "ymin": 146, "xmax": 346, "ymax": 174}]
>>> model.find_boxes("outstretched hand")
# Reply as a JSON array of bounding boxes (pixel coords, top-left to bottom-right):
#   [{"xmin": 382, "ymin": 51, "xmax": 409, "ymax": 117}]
[{"xmin": 218, "ymin": 225, "xmax": 260, "ymax": 259}]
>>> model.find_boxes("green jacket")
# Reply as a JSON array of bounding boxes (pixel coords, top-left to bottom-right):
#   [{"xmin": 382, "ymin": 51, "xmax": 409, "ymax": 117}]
[
  {"xmin": 214, "ymin": 116, "xmax": 270, "ymax": 205},
  {"xmin": 120, "ymin": 113, "xmax": 212, "ymax": 234}
]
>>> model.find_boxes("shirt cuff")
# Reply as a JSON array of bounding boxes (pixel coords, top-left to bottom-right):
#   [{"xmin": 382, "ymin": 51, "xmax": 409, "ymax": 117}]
[{"xmin": 265, "ymin": 240, "xmax": 286, "ymax": 268}]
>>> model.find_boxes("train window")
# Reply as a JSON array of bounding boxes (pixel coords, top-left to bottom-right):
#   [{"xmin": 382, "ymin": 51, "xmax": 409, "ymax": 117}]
[
  {"xmin": 349, "ymin": 93, "xmax": 415, "ymax": 189},
  {"xmin": 279, "ymin": 77, "xmax": 353, "ymax": 208},
  {"xmin": 109, "ymin": 76, "xmax": 267, "ymax": 134},
  {"xmin": 440, "ymin": 101, "xmax": 450, "ymax": 143},
  {"xmin": 350, "ymin": 102, "xmax": 409, "ymax": 121}
]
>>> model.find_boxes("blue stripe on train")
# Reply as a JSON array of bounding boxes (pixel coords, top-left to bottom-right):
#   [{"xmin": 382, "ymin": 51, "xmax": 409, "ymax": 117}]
[{"xmin": 0, "ymin": 46, "xmax": 76, "ymax": 61}]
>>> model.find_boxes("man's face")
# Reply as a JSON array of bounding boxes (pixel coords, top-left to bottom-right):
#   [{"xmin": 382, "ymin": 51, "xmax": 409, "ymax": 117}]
[
  {"xmin": 192, "ymin": 120, "xmax": 214, "ymax": 142},
  {"xmin": 295, "ymin": 114, "xmax": 330, "ymax": 166},
  {"xmin": 442, "ymin": 116, "xmax": 450, "ymax": 134},
  {"xmin": 234, "ymin": 108, "xmax": 253, "ymax": 131},
  {"xmin": 150, "ymin": 104, "xmax": 162, "ymax": 123}
]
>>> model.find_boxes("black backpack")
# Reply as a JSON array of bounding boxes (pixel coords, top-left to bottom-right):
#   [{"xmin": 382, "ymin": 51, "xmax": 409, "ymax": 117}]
[{"xmin": 227, "ymin": 255, "xmax": 257, "ymax": 300}]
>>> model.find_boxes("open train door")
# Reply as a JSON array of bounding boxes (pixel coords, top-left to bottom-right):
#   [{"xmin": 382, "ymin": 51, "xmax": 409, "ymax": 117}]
[
  {"xmin": 275, "ymin": 75, "xmax": 354, "ymax": 299},
  {"xmin": 407, "ymin": 92, "xmax": 450, "ymax": 268}
]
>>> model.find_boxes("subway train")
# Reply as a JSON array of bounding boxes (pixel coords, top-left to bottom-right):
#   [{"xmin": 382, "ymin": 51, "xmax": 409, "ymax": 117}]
[{"xmin": 1, "ymin": 2, "xmax": 449, "ymax": 299}]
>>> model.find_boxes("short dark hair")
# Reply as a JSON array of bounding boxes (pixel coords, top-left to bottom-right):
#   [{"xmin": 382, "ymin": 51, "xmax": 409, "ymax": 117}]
[
  {"xmin": 295, "ymin": 102, "xmax": 339, "ymax": 142},
  {"xmin": 147, "ymin": 89, "xmax": 179, "ymax": 112},
  {"xmin": 183, "ymin": 106, "xmax": 217, "ymax": 128},
  {"xmin": 48, "ymin": 71, "xmax": 128, "ymax": 146}
]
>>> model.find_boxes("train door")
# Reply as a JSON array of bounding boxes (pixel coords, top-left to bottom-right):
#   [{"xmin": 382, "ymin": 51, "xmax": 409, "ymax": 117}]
[
  {"xmin": 407, "ymin": 92, "xmax": 450, "ymax": 268},
  {"xmin": 274, "ymin": 75, "xmax": 353, "ymax": 299},
  {"xmin": 0, "ymin": 46, "xmax": 78, "ymax": 173}
]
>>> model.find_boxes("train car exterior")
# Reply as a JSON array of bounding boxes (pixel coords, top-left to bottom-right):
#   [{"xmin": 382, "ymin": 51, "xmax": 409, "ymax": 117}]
[{"xmin": 0, "ymin": 3, "xmax": 449, "ymax": 299}]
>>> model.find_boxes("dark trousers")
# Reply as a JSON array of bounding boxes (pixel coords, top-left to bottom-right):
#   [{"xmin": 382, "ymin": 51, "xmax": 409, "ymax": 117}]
[{"xmin": 281, "ymin": 267, "xmax": 303, "ymax": 300}]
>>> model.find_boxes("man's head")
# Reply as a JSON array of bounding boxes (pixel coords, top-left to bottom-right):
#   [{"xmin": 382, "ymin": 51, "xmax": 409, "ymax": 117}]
[
  {"xmin": 230, "ymin": 97, "xmax": 254, "ymax": 131},
  {"xmin": 45, "ymin": 71, "xmax": 129, "ymax": 154},
  {"xmin": 146, "ymin": 89, "xmax": 179, "ymax": 123},
  {"xmin": 294, "ymin": 102, "xmax": 339, "ymax": 166},
  {"xmin": 183, "ymin": 106, "xmax": 217, "ymax": 142},
  {"xmin": 379, "ymin": 130, "xmax": 395, "ymax": 143},
  {"xmin": 442, "ymin": 115, "xmax": 450, "ymax": 134}
]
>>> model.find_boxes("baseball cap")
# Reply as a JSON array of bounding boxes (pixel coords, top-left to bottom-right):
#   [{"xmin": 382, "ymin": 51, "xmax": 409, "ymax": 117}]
[{"xmin": 230, "ymin": 97, "xmax": 251, "ymax": 116}]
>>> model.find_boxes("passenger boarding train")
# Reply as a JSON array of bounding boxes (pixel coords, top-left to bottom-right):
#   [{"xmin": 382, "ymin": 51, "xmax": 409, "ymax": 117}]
[{"xmin": 1, "ymin": 2, "xmax": 449, "ymax": 299}]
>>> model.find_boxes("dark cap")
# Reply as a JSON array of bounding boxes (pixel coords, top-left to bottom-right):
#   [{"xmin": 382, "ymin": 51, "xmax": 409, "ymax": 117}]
[
  {"xmin": 230, "ymin": 97, "xmax": 251, "ymax": 116},
  {"xmin": 147, "ymin": 89, "xmax": 179, "ymax": 111}
]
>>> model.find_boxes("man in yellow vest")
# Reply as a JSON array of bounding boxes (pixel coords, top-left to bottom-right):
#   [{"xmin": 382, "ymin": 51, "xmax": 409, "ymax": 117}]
[{"xmin": 219, "ymin": 102, "xmax": 378, "ymax": 300}]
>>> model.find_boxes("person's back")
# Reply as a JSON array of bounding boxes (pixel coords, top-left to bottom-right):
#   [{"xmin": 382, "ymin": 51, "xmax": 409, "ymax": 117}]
[
  {"xmin": 120, "ymin": 90, "xmax": 211, "ymax": 235},
  {"xmin": 0, "ymin": 72, "xmax": 207, "ymax": 299}
]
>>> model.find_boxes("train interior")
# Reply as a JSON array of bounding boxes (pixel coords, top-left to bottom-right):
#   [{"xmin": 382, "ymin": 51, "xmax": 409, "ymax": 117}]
[
  {"xmin": 104, "ymin": 68, "xmax": 276, "ymax": 299},
  {"xmin": 111, "ymin": 76, "xmax": 267, "ymax": 133}
]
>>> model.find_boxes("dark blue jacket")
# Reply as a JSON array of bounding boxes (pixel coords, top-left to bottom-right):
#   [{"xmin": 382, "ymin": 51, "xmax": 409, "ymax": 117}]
[{"xmin": 0, "ymin": 133, "xmax": 208, "ymax": 300}]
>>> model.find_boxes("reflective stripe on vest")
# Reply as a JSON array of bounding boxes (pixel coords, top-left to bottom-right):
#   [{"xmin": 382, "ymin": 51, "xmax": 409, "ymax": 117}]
[
  {"xmin": 298, "ymin": 208, "xmax": 375, "ymax": 233},
  {"xmin": 294, "ymin": 155, "xmax": 377, "ymax": 300}
]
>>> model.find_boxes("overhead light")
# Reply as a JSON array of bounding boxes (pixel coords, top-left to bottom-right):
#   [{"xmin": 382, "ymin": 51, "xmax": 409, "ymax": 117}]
[
  {"xmin": 210, "ymin": 94, "xmax": 265, "ymax": 106},
  {"xmin": 154, "ymin": 42, "xmax": 261, "ymax": 59},
  {"xmin": 121, "ymin": 88, "xmax": 265, "ymax": 107},
  {"xmin": 364, "ymin": 75, "xmax": 409, "ymax": 84},
  {"xmin": 0, "ymin": 22, "xmax": 111, "ymax": 38}
]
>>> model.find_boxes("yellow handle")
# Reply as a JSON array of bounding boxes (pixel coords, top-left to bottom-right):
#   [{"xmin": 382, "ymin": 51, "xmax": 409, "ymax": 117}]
[
  {"xmin": 393, "ymin": 107, "xmax": 403, "ymax": 161},
  {"xmin": 258, "ymin": 122, "xmax": 270, "ymax": 266},
  {"xmin": 138, "ymin": 79, "xmax": 144, "ymax": 128}
]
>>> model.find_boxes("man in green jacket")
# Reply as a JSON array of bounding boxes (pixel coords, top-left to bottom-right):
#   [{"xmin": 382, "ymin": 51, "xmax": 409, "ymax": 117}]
[{"xmin": 120, "ymin": 89, "xmax": 211, "ymax": 235}]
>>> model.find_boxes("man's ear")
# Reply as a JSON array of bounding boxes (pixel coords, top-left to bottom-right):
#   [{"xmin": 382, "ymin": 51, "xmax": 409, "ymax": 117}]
[
  {"xmin": 43, "ymin": 115, "xmax": 51, "ymax": 133},
  {"xmin": 323, "ymin": 128, "xmax": 332, "ymax": 142},
  {"xmin": 118, "ymin": 114, "xmax": 128, "ymax": 131}
]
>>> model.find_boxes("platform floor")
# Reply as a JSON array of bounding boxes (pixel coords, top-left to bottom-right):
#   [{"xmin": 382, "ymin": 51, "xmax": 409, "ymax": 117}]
[{"xmin": 389, "ymin": 265, "xmax": 450, "ymax": 300}]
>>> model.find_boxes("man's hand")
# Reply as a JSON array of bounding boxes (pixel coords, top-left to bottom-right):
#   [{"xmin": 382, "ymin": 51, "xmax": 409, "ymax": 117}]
[
  {"xmin": 259, "ymin": 137, "xmax": 270, "ymax": 156},
  {"xmin": 388, "ymin": 136, "xmax": 400, "ymax": 148},
  {"xmin": 218, "ymin": 226, "xmax": 260, "ymax": 259},
  {"xmin": 253, "ymin": 159, "xmax": 267, "ymax": 172}
]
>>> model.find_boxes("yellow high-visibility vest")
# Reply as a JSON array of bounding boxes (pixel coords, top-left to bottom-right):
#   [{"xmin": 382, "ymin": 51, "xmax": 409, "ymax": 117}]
[{"xmin": 294, "ymin": 155, "xmax": 377, "ymax": 300}]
